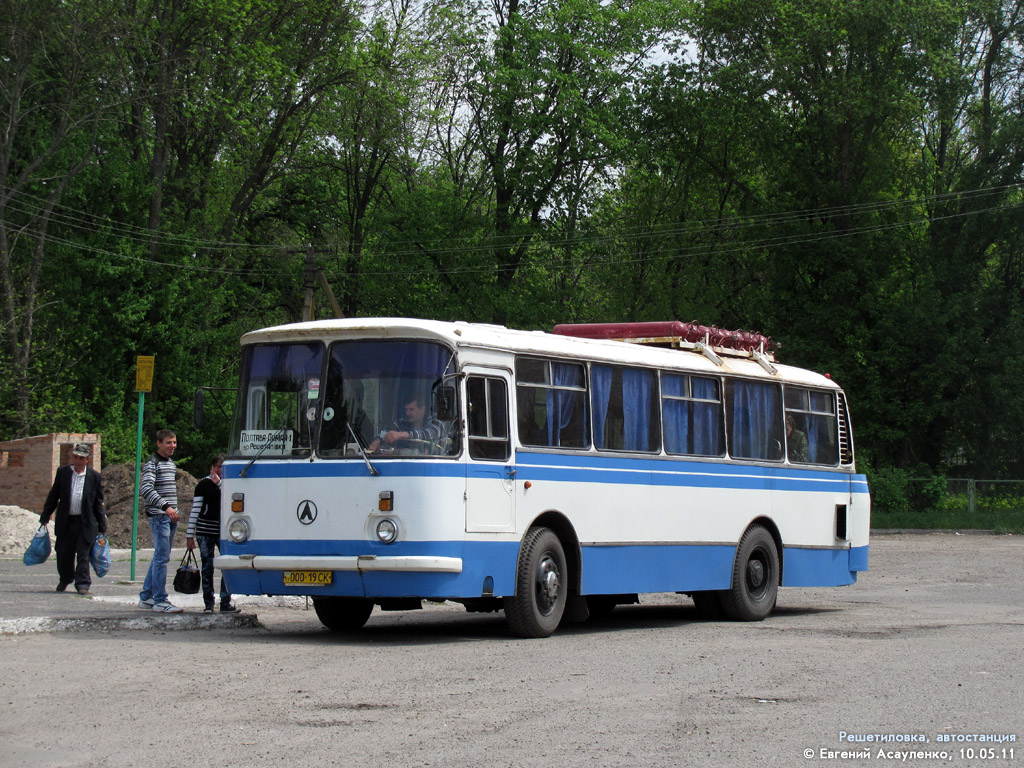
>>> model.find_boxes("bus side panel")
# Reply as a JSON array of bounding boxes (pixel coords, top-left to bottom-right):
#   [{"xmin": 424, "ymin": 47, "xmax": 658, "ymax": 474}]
[
  {"xmin": 780, "ymin": 547, "xmax": 857, "ymax": 587},
  {"xmin": 222, "ymin": 569, "xmax": 263, "ymax": 596},
  {"xmin": 359, "ymin": 541, "xmax": 519, "ymax": 598},
  {"xmin": 849, "ymin": 545, "xmax": 869, "ymax": 572},
  {"xmin": 579, "ymin": 544, "xmax": 736, "ymax": 594},
  {"xmin": 849, "ymin": 474, "xmax": 871, "ymax": 558}
]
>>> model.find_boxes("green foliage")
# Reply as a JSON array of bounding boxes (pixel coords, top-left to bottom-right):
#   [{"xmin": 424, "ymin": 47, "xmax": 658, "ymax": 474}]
[
  {"xmin": 866, "ymin": 467, "xmax": 913, "ymax": 515},
  {"xmin": 0, "ymin": 0, "xmax": 1023, "ymax": 489}
]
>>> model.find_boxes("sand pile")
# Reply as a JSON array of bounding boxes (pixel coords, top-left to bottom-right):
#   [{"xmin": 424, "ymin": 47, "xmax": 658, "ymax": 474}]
[{"xmin": 0, "ymin": 505, "xmax": 44, "ymax": 555}]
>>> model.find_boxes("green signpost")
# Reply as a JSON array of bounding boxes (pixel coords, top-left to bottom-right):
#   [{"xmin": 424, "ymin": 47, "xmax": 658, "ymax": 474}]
[{"xmin": 130, "ymin": 355, "xmax": 155, "ymax": 582}]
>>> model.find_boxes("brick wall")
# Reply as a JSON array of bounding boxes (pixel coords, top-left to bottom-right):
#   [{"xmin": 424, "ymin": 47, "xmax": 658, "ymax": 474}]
[{"xmin": 0, "ymin": 433, "xmax": 102, "ymax": 513}]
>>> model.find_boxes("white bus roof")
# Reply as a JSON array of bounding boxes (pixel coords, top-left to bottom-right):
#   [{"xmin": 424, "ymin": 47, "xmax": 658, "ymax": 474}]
[{"xmin": 241, "ymin": 318, "xmax": 840, "ymax": 389}]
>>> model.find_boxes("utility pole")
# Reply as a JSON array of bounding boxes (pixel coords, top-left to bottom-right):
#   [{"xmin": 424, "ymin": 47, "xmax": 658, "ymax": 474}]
[
  {"xmin": 302, "ymin": 244, "xmax": 316, "ymax": 322},
  {"xmin": 316, "ymin": 268, "xmax": 344, "ymax": 319},
  {"xmin": 285, "ymin": 244, "xmax": 342, "ymax": 321}
]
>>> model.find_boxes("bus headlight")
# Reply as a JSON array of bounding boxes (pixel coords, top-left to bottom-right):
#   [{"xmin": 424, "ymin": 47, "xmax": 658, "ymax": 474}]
[
  {"xmin": 228, "ymin": 517, "xmax": 251, "ymax": 543},
  {"xmin": 375, "ymin": 518, "xmax": 398, "ymax": 544}
]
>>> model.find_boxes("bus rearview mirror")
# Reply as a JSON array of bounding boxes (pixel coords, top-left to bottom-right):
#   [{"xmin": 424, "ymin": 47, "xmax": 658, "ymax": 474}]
[{"xmin": 436, "ymin": 386, "xmax": 456, "ymax": 421}]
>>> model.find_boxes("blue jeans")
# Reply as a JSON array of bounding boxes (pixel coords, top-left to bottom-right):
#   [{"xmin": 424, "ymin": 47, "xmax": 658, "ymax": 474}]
[
  {"xmin": 197, "ymin": 535, "xmax": 231, "ymax": 609},
  {"xmin": 140, "ymin": 514, "xmax": 176, "ymax": 603}
]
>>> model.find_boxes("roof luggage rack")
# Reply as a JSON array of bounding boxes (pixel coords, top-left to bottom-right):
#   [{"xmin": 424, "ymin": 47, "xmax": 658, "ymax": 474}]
[{"xmin": 551, "ymin": 321, "xmax": 779, "ymax": 374}]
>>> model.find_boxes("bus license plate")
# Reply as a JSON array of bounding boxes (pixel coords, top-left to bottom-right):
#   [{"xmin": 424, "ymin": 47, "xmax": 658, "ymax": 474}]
[{"xmin": 283, "ymin": 570, "xmax": 333, "ymax": 586}]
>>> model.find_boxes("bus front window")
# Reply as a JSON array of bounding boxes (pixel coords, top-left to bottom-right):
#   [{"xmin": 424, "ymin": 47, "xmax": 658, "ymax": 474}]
[
  {"xmin": 319, "ymin": 340, "xmax": 459, "ymax": 458},
  {"xmin": 229, "ymin": 342, "xmax": 324, "ymax": 458}
]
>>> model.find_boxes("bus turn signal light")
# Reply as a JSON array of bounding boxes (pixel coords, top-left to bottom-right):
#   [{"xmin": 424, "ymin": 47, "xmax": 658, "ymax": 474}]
[{"xmin": 379, "ymin": 491, "xmax": 394, "ymax": 512}]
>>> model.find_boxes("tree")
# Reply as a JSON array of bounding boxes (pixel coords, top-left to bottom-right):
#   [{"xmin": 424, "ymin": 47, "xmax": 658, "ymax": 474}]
[{"xmin": 0, "ymin": 0, "xmax": 123, "ymax": 435}]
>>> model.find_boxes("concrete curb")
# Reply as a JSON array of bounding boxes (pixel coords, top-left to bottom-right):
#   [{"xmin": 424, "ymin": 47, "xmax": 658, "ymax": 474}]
[
  {"xmin": 871, "ymin": 528, "xmax": 1007, "ymax": 535},
  {"xmin": 0, "ymin": 612, "xmax": 260, "ymax": 635}
]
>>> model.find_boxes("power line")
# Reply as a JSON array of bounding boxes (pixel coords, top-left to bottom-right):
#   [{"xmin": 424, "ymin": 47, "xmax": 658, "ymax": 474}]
[{"xmin": 2, "ymin": 182, "xmax": 1021, "ymax": 278}]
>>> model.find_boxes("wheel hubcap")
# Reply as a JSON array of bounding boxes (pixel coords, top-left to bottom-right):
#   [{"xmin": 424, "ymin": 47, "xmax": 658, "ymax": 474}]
[
  {"xmin": 747, "ymin": 559, "xmax": 765, "ymax": 589},
  {"xmin": 536, "ymin": 554, "xmax": 560, "ymax": 614}
]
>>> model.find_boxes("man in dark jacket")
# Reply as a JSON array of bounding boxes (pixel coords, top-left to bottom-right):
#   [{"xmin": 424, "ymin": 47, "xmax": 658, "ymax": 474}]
[{"xmin": 40, "ymin": 443, "xmax": 107, "ymax": 594}]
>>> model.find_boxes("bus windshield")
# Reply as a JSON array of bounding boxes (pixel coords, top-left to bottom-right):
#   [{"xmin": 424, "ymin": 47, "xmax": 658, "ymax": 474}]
[
  {"xmin": 229, "ymin": 339, "xmax": 459, "ymax": 459},
  {"xmin": 230, "ymin": 342, "xmax": 324, "ymax": 458},
  {"xmin": 321, "ymin": 340, "xmax": 458, "ymax": 458}
]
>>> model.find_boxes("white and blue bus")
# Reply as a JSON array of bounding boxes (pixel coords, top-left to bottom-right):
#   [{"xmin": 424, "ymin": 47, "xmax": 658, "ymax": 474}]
[{"xmin": 215, "ymin": 318, "xmax": 869, "ymax": 637}]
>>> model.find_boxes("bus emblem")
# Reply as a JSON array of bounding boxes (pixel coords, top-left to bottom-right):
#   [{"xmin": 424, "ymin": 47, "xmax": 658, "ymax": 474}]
[{"xmin": 297, "ymin": 500, "xmax": 318, "ymax": 525}]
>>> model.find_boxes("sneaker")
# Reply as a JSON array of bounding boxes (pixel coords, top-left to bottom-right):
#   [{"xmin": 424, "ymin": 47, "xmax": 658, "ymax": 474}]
[
  {"xmin": 152, "ymin": 601, "xmax": 183, "ymax": 613},
  {"xmin": 138, "ymin": 598, "xmax": 154, "ymax": 610},
  {"xmin": 220, "ymin": 604, "xmax": 241, "ymax": 614},
  {"xmin": 203, "ymin": 607, "xmax": 214, "ymax": 614}
]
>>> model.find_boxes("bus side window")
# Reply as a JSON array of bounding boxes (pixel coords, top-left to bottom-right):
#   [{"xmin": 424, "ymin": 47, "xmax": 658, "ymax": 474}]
[
  {"xmin": 662, "ymin": 373, "xmax": 724, "ymax": 457},
  {"xmin": 468, "ymin": 376, "xmax": 510, "ymax": 461},
  {"xmin": 784, "ymin": 387, "xmax": 839, "ymax": 465},
  {"xmin": 591, "ymin": 364, "xmax": 659, "ymax": 452},
  {"xmin": 514, "ymin": 358, "xmax": 590, "ymax": 449},
  {"xmin": 726, "ymin": 379, "xmax": 784, "ymax": 461}
]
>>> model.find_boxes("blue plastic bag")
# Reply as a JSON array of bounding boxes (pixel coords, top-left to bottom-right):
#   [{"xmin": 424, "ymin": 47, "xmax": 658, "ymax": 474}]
[
  {"xmin": 91, "ymin": 534, "xmax": 111, "ymax": 578},
  {"xmin": 23, "ymin": 525, "xmax": 51, "ymax": 565}
]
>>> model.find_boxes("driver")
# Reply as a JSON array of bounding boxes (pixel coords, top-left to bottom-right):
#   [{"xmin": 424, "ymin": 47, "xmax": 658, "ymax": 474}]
[{"xmin": 369, "ymin": 395, "xmax": 443, "ymax": 453}]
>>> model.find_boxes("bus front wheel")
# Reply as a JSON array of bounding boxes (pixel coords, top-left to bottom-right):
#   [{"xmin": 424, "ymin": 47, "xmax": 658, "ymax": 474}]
[
  {"xmin": 720, "ymin": 524, "xmax": 779, "ymax": 621},
  {"xmin": 504, "ymin": 527, "xmax": 567, "ymax": 638},
  {"xmin": 312, "ymin": 596, "xmax": 374, "ymax": 631}
]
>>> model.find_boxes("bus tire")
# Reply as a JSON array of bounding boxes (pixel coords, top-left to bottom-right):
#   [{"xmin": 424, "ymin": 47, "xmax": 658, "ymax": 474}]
[
  {"xmin": 504, "ymin": 527, "xmax": 567, "ymax": 638},
  {"xmin": 720, "ymin": 524, "xmax": 779, "ymax": 621},
  {"xmin": 312, "ymin": 596, "xmax": 374, "ymax": 631}
]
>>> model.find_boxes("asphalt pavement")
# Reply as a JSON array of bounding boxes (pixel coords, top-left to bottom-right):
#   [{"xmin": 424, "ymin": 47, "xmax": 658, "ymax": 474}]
[{"xmin": 0, "ymin": 548, "xmax": 259, "ymax": 633}]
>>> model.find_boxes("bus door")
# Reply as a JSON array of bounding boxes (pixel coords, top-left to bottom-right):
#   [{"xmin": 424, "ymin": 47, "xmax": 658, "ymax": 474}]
[{"xmin": 464, "ymin": 369, "xmax": 515, "ymax": 532}]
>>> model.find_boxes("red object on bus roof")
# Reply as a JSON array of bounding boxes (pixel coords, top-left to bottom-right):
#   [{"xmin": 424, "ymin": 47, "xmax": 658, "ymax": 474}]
[{"xmin": 551, "ymin": 321, "xmax": 776, "ymax": 353}]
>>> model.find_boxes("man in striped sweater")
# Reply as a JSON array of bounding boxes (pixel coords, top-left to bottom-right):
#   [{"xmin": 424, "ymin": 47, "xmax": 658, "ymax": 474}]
[
  {"xmin": 138, "ymin": 429, "xmax": 184, "ymax": 613},
  {"xmin": 186, "ymin": 453, "xmax": 239, "ymax": 614}
]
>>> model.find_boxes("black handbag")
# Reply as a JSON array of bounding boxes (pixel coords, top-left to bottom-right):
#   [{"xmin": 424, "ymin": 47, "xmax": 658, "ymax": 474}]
[{"xmin": 173, "ymin": 549, "xmax": 201, "ymax": 594}]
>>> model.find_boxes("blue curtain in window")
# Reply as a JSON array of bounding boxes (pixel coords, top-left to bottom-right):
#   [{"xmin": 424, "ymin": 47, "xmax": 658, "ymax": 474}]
[
  {"xmin": 802, "ymin": 414, "xmax": 838, "ymax": 464},
  {"xmin": 591, "ymin": 365, "xmax": 612, "ymax": 449},
  {"xmin": 805, "ymin": 392, "xmax": 833, "ymax": 462},
  {"xmin": 730, "ymin": 380, "xmax": 779, "ymax": 459},
  {"xmin": 661, "ymin": 375, "xmax": 687, "ymax": 454},
  {"xmin": 622, "ymin": 369, "xmax": 652, "ymax": 451},
  {"xmin": 548, "ymin": 363, "xmax": 584, "ymax": 446},
  {"xmin": 806, "ymin": 416, "xmax": 820, "ymax": 462},
  {"xmin": 692, "ymin": 377, "xmax": 720, "ymax": 455}
]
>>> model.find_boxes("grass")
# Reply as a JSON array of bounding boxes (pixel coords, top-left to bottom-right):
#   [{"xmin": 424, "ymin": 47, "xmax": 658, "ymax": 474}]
[{"xmin": 872, "ymin": 497, "xmax": 1024, "ymax": 533}]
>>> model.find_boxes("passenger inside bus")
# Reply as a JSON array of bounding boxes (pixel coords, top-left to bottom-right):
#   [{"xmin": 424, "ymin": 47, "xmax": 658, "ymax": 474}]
[
  {"xmin": 368, "ymin": 394, "xmax": 443, "ymax": 454},
  {"xmin": 786, "ymin": 414, "xmax": 808, "ymax": 463}
]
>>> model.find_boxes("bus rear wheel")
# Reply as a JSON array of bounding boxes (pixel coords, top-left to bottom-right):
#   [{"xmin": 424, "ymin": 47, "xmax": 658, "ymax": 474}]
[
  {"xmin": 504, "ymin": 527, "xmax": 567, "ymax": 638},
  {"xmin": 720, "ymin": 524, "xmax": 779, "ymax": 621},
  {"xmin": 312, "ymin": 596, "xmax": 374, "ymax": 631}
]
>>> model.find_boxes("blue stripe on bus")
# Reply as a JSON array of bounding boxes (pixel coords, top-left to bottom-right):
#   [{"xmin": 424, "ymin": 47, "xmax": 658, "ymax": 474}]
[
  {"xmin": 220, "ymin": 539, "xmax": 865, "ymax": 599},
  {"xmin": 224, "ymin": 453, "xmax": 868, "ymax": 494}
]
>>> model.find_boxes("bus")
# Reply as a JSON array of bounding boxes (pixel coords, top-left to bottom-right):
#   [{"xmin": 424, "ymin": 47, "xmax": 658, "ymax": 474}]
[{"xmin": 213, "ymin": 318, "xmax": 869, "ymax": 637}]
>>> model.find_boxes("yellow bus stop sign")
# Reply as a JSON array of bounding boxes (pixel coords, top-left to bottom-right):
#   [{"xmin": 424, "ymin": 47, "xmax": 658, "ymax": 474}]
[{"xmin": 135, "ymin": 355, "xmax": 155, "ymax": 392}]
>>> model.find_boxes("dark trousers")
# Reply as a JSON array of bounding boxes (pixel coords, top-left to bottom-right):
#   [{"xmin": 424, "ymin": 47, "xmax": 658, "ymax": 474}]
[
  {"xmin": 55, "ymin": 516, "xmax": 92, "ymax": 588},
  {"xmin": 197, "ymin": 535, "xmax": 231, "ymax": 609}
]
